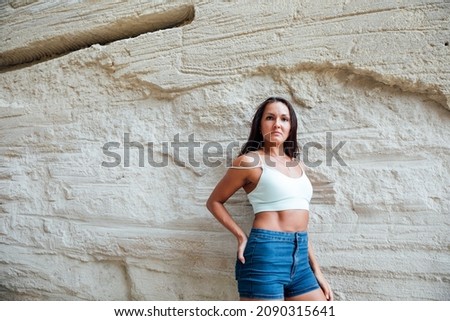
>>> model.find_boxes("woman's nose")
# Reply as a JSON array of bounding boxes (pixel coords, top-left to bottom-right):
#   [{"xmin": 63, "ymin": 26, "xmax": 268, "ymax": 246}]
[{"xmin": 273, "ymin": 118, "xmax": 281, "ymax": 128}]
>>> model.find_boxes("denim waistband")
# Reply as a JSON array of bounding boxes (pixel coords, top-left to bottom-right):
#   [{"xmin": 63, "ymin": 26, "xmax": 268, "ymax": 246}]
[{"xmin": 249, "ymin": 228, "xmax": 308, "ymax": 242}]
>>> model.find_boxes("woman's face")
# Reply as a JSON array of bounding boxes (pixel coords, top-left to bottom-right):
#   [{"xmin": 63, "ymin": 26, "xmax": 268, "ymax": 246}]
[{"xmin": 260, "ymin": 101, "xmax": 291, "ymax": 146}]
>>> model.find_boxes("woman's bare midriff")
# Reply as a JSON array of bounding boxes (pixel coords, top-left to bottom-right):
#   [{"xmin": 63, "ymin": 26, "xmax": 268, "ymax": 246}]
[{"xmin": 252, "ymin": 209, "xmax": 309, "ymax": 232}]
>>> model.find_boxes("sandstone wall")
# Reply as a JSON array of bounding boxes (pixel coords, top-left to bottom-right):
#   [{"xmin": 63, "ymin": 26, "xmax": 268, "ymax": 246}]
[{"xmin": 0, "ymin": 0, "xmax": 449, "ymax": 300}]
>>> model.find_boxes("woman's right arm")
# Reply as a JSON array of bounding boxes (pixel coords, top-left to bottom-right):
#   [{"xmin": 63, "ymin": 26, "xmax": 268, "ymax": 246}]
[{"xmin": 206, "ymin": 155, "xmax": 256, "ymax": 263}]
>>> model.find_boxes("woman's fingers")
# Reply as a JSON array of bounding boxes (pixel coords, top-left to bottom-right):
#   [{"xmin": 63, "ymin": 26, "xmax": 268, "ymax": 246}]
[
  {"xmin": 316, "ymin": 274, "xmax": 333, "ymax": 301},
  {"xmin": 237, "ymin": 238, "xmax": 247, "ymax": 264},
  {"xmin": 238, "ymin": 252, "xmax": 245, "ymax": 264}
]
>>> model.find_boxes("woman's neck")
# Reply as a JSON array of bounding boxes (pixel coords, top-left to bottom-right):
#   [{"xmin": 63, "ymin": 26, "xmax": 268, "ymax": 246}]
[{"xmin": 263, "ymin": 145, "xmax": 285, "ymax": 157}]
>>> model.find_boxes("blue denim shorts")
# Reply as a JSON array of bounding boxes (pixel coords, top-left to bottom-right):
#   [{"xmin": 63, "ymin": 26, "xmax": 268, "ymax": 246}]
[{"xmin": 235, "ymin": 228, "xmax": 320, "ymax": 300}]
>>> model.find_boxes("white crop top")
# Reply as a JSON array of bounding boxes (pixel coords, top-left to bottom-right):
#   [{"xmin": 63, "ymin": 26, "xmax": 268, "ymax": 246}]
[{"xmin": 245, "ymin": 155, "xmax": 313, "ymax": 214}]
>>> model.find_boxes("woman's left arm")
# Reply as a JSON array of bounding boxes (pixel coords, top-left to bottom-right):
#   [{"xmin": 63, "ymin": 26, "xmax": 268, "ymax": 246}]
[{"xmin": 308, "ymin": 239, "xmax": 334, "ymax": 301}]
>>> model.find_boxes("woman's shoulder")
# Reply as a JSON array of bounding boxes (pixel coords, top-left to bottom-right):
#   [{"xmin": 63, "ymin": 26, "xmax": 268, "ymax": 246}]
[{"xmin": 231, "ymin": 151, "xmax": 262, "ymax": 169}]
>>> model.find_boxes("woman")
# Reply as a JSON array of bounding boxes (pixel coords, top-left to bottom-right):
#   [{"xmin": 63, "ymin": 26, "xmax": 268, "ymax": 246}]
[{"xmin": 206, "ymin": 97, "xmax": 333, "ymax": 301}]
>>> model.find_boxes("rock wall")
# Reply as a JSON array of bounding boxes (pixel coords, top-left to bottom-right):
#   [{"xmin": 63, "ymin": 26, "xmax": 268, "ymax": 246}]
[{"xmin": 0, "ymin": 0, "xmax": 449, "ymax": 300}]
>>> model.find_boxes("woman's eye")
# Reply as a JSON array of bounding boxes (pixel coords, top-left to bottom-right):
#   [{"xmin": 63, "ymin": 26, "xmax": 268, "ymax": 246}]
[
  {"xmin": 266, "ymin": 116, "xmax": 273, "ymax": 120},
  {"xmin": 282, "ymin": 118, "xmax": 289, "ymax": 122}
]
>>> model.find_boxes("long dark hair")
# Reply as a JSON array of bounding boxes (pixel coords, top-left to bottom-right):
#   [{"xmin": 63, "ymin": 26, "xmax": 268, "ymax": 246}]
[{"xmin": 239, "ymin": 97, "xmax": 299, "ymax": 158}]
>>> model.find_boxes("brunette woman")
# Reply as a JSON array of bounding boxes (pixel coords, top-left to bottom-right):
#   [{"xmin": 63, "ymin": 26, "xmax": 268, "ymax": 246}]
[{"xmin": 206, "ymin": 97, "xmax": 333, "ymax": 301}]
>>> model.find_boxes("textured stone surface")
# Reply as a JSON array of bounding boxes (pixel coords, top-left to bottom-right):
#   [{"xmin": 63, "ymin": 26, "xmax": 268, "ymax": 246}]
[{"xmin": 0, "ymin": 0, "xmax": 449, "ymax": 300}]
